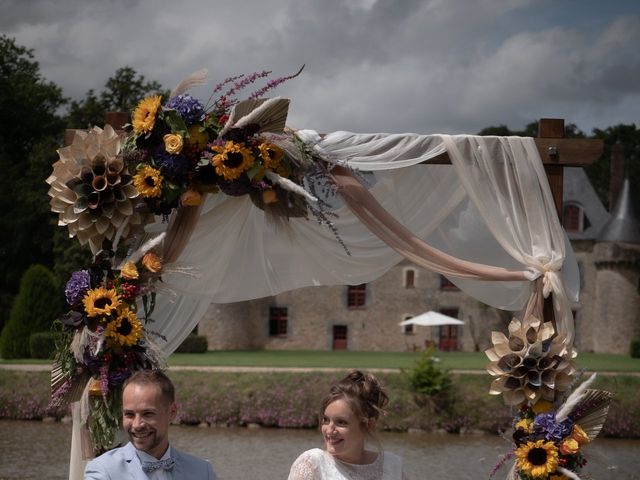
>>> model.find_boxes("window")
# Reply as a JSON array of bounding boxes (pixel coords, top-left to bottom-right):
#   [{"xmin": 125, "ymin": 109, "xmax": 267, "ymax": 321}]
[
  {"xmin": 404, "ymin": 269, "xmax": 415, "ymax": 288},
  {"xmin": 347, "ymin": 284, "xmax": 367, "ymax": 308},
  {"xmin": 268, "ymin": 307, "xmax": 288, "ymax": 337},
  {"xmin": 403, "ymin": 316, "xmax": 414, "ymax": 335},
  {"xmin": 563, "ymin": 203, "xmax": 583, "ymax": 233},
  {"xmin": 440, "ymin": 275, "xmax": 459, "ymax": 291}
]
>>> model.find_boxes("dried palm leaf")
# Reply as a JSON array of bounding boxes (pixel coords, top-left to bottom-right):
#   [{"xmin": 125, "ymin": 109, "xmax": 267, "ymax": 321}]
[
  {"xmin": 219, "ymin": 97, "xmax": 290, "ymax": 137},
  {"xmin": 570, "ymin": 389, "xmax": 614, "ymax": 440}
]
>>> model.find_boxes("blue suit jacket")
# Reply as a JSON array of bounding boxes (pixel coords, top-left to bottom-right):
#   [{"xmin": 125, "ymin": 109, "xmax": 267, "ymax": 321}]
[{"xmin": 84, "ymin": 442, "xmax": 217, "ymax": 479}]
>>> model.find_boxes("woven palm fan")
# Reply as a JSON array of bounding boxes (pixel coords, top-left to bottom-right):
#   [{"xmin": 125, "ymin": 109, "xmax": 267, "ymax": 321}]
[
  {"xmin": 563, "ymin": 388, "xmax": 614, "ymax": 440},
  {"xmin": 220, "ymin": 97, "xmax": 291, "ymax": 137},
  {"xmin": 50, "ymin": 361, "xmax": 90, "ymax": 406}
]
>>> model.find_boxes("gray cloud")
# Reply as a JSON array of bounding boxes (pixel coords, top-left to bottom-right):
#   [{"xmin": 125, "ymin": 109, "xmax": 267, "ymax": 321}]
[{"xmin": 2, "ymin": 0, "xmax": 638, "ymax": 134}]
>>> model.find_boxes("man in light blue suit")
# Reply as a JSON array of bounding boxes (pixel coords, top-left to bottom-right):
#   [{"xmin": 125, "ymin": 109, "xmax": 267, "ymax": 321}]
[{"xmin": 85, "ymin": 370, "xmax": 216, "ymax": 479}]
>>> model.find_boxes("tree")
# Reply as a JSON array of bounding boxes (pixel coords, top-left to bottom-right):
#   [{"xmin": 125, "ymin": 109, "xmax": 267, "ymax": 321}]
[
  {"xmin": 66, "ymin": 66, "xmax": 168, "ymax": 128},
  {"xmin": 0, "ymin": 35, "xmax": 67, "ymax": 332},
  {"xmin": 478, "ymin": 121, "xmax": 640, "ymax": 214},
  {"xmin": 586, "ymin": 124, "xmax": 640, "ymax": 211},
  {"xmin": 0, "ymin": 264, "xmax": 63, "ymax": 358}
]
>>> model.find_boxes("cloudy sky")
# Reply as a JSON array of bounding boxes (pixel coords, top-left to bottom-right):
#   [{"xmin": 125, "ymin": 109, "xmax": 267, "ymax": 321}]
[{"xmin": 3, "ymin": 0, "xmax": 639, "ymax": 135}]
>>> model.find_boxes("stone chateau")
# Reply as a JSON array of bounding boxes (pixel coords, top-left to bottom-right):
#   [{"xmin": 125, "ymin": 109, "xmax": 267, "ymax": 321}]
[{"xmin": 199, "ymin": 159, "xmax": 640, "ymax": 354}]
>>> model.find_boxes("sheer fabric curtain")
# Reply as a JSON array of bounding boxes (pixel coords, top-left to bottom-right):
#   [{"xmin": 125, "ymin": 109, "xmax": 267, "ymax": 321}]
[
  {"xmin": 441, "ymin": 134, "xmax": 577, "ymax": 344},
  {"xmin": 148, "ymin": 131, "xmax": 578, "ymax": 347},
  {"xmin": 68, "ymin": 131, "xmax": 578, "ymax": 479}
]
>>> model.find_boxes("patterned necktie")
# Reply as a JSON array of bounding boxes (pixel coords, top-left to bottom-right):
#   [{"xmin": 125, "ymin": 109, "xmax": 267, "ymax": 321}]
[{"xmin": 142, "ymin": 457, "xmax": 175, "ymax": 473}]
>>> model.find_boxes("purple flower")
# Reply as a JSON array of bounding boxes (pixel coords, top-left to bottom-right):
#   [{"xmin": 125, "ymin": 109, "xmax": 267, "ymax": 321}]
[
  {"xmin": 153, "ymin": 147, "xmax": 189, "ymax": 183},
  {"xmin": 65, "ymin": 270, "xmax": 91, "ymax": 306},
  {"xmin": 165, "ymin": 94, "xmax": 205, "ymax": 124},
  {"xmin": 534, "ymin": 412, "xmax": 574, "ymax": 442}
]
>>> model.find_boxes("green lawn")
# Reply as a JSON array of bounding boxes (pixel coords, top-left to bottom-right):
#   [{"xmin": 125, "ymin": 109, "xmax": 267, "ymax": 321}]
[
  {"xmin": 167, "ymin": 350, "xmax": 640, "ymax": 372},
  {"xmin": 3, "ymin": 350, "xmax": 639, "ymax": 372}
]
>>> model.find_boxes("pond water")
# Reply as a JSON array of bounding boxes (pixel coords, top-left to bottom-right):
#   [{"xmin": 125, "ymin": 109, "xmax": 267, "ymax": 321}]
[{"xmin": 0, "ymin": 420, "xmax": 638, "ymax": 479}]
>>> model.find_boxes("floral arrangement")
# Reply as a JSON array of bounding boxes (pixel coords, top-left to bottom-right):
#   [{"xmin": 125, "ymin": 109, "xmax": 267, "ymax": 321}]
[
  {"xmin": 123, "ymin": 66, "xmax": 314, "ymax": 222},
  {"xmin": 45, "ymin": 66, "xmax": 331, "ymax": 456},
  {"xmin": 486, "ymin": 315, "xmax": 613, "ymax": 480},
  {"xmin": 49, "ymin": 241, "xmax": 166, "ymax": 453}
]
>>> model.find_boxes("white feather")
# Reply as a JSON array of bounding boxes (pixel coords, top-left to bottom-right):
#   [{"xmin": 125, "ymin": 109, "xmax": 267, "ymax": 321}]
[
  {"xmin": 555, "ymin": 373, "xmax": 597, "ymax": 422},
  {"xmin": 117, "ymin": 232, "xmax": 166, "ymax": 269},
  {"xmin": 264, "ymin": 170, "xmax": 318, "ymax": 203},
  {"xmin": 170, "ymin": 69, "xmax": 208, "ymax": 98},
  {"xmin": 557, "ymin": 466, "xmax": 583, "ymax": 480}
]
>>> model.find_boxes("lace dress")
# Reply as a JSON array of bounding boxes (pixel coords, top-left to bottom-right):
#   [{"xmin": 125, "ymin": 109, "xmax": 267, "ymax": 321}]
[{"xmin": 288, "ymin": 448, "xmax": 408, "ymax": 480}]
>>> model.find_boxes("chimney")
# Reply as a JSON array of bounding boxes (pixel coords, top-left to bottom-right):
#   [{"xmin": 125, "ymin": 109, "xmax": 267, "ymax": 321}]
[{"xmin": 609, "ymin": 142, "xmax": 624, "ymax": 212}]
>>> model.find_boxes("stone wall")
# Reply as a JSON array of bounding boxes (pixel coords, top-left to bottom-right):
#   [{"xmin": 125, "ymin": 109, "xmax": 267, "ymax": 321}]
[
  {"xmin": 201, "ymin": 260, "xmax": 506, "ymax": 352},
  {"xmin": 199, "ymin": 241, "xmax": 640, "ymax": 354},
  {"xmin": 593, "ymin": 243, "xmax": 640, "ymax": 354}
]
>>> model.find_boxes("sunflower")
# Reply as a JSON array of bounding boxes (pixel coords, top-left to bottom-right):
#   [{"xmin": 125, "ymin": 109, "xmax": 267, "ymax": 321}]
[
  {"xmin": 515, "ymin": 440, "xmax": 559, "ymax": 478},
  {"xmin": 258, "ymin": 142, "xmax": 285, "ymax": 171},
  {"xmin": 132, "ymin": 95, "xmax": 162, "ymax": 135},
  {"xmin": 133, "ymin": 165, "xmax": 163, "ymax": 198},
  {"xmin": 515, "ymin": 418, "xmax": 533, "ymax": 433},
  {"xmin": 83, "ymin": 287, "xmax": 121, "ymax": 318},
  {"xmin": 105, "ymin": 307, "xmax": 143, "ymax": 347},
  {"xmin": 211, "ymin": 141, "xmax": 255, "ymax": 180}
]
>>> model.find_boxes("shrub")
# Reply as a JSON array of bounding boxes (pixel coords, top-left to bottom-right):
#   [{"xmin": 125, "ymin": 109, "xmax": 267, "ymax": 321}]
[
  {"xmin": 29, "ymin": 332, "xmax": 57, "ymax": 359},
  {"xmin": 0, "ymin": 264, "xmax": 63, "ymax": 359},
  {"xmin": 631, "ymin": 339, "xmax": 640, "ymax": 358},
  {"xmin": 406, "ymin": 347, "xmax": 452, "ymax": 396},
  {"xmin": 175, "ymin": 334, "xmax": 208, "ymax": 353}
]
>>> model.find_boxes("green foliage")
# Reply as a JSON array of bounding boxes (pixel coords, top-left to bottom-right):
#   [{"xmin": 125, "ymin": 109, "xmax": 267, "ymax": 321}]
[
  {"xmin": 406, "ymin": 347, "xmax": 452, "ymax": 396},
  {"xmin": 478, "ymin": 120, "xmax": 640, "ymax": 215},
  {"xmin": 0, "ymin": 264, "xmax": 63, "ymax": 359},
  {"xmin": 0, "ymin": 35, "xmax": 66, "ymax": 325},
  {"xmin": 66, "ymin": 66, "xmax": 168, "ymax": 129},
  {"xmin": 52, "ymin": 228, "xmax": 92, "ymax": 287},
  {"xmin": 175, "ymin": 334, "xmax": 208, "ymax": 353},
  {"xmin": 631, "ymin": 339, "xmax": 640, "ymax": 358},
  {"xmin": 586, "ymin": 124, "xmax": 640, "ymax": 211},
  {"xmin": 29, "ymin": 332, "xmax": 57, "ymax": 359}
]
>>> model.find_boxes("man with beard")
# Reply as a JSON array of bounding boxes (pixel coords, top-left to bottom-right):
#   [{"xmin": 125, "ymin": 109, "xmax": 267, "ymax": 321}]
[{"xmin": 84, "ymin": 370, "xmax": 217, "ymax": 479}]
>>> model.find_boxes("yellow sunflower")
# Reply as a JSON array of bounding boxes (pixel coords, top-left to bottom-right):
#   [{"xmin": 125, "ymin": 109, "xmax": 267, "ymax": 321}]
[
  {"xmin": 515, "ymin": 440, "xmax": 559, "ymax": 478},
  {"xmin": 83, "ymin": 287, "xmax": 121, "ymax": 318},
  {"xmin": 132, "ymin": 95, "xmax": 162, "ymax": 135},
  {"xmin": 105, "ymin": 307, "xmax": 143, "ymax": 347},
  {"xmin": 258, "ymin": 142, "xmax": 285, "ymax": 171},
  {"xmin": 515, "ymin": 418, "xmax": 533, "ymax": 433},
  {"xmin": 133, "ymin": 165, "xmax": 163, "ymax": 198},
  {"xmin": 211, "ymin": 141, "xmax": 255, "ymax": 180}
]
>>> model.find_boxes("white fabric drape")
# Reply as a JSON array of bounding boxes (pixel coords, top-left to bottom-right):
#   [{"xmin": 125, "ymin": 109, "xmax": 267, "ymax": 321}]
[
  {"xmin": 150, "ymin": 132, "xmax": 577, "ymax": 342},
  {"xmin": 68, "ymin": 131, "xmax": 579, "ymax": 479}
]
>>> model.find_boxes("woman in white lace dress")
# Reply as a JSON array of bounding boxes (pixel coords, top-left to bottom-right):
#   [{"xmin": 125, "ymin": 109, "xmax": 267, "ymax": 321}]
[{"xmin": 288, "ymin": 370, "xmax": 408, "ymax": 480}]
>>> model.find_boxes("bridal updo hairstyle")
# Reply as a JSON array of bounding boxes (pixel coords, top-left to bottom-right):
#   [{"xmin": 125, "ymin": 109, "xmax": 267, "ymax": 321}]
[{"xmin": 321, "ymin": 370, "xmax": 389, "ymax": 435}]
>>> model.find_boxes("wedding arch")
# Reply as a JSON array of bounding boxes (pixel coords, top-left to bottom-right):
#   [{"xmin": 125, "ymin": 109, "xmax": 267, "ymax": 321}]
[{"xmin": 47, "ymin": 71, "xmax": 610, "ymax": 480}]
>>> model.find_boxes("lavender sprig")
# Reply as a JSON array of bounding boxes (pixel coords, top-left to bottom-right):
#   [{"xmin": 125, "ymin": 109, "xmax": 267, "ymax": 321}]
[
  {"xmin": 211, "ymin": 74, "xmax": 245, "ymax": 95},
  {"xmin": 249, "ymin": 64, "xmax": 305, "ymax": 100},
  {"xmin": 223, "ymin": 70, "xmax": 271, "ymax": 99},
  {"xmin": 489, "ymin": 450, "xmax": 514, "ymax": 478}
]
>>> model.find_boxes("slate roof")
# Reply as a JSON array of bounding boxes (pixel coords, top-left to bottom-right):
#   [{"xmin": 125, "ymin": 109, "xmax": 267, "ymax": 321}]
[
  {"xmin": 563, "ymin": 167, "xmax": 610, "ymax": 240},
  {"xmin": 598, "ymin": 177, "xmax": 640, "ymax": 244}
]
